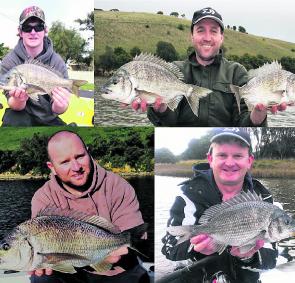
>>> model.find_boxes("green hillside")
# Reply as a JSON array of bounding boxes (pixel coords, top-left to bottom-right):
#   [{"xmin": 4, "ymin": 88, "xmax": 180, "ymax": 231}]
[{"xmin": 95, "ymin": 10, "xmax": 295, "ymax": 61}]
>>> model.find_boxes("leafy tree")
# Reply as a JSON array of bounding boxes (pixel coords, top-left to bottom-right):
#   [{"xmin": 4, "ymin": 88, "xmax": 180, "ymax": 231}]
[
  {"xmin": 75, "ymin": 11, "xmax": 94, "ymax": 39},
  {"xmin": 49, "ymin": 21, "xmax": 87, "ymax": 63},
  {"xmin": 170, "ymin": 12, "xmax": 179, "ymax": 17},
  {"xmin": 281, "ymin": 56, "xmax": 295, "ymax": 73},
  {"xmin": 0, "ymin": 151, "xmax": 16, "ymax": 173},
  {"xmin": 96, "ymin": 46, "xmax": 116, "ymax": 72},
  {"xmin": 130, "ymin": 46, "xmax": 141, "ymax": 57},
  {"xmin": 238, "ymin": 26, "xmax": 246, "ymax": 33},
  {"xmin": 233, "ymin": 26, "xmax": 237, "ymax": 31},
  {"xmin": 114, "ymin": 47, "xmax": 132, "ymax": 68},
  {"xmin": 156, "ymin": 41, "xmax": 178, "ymax": 61},
  {"xmin": 155, "ymin": 148, "xmax": 177, "ymax": 163},
  {"xmin": 181, "ymin": 135, "xmax": 211, "ymax": 160},
  {"xmin": 0, "ymin": 43, "xmax": 10, "ymax": 60},
  {"xmin": 157, "ymin": 11, "xmax": 163, "ymax": 15},
  {"xmin": 181, "ymin": 14, "xmax": 185, "ymax": 18},
  {"xmin": 16, "ymin": 134, "xmax": 49, "ymax": 175}
]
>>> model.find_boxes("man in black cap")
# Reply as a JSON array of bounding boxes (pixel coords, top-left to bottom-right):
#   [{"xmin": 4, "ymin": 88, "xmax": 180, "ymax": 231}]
[
  {"xmin": 144, "ymin": 7, "xmax": 287, "ymax": 126},
  {"xmin": 162, "ymin": 128, "xmax": 278, "ymax": 282},
  {"xmin": 0, "ymin": 6, "xmax": 71, "ymax": 126}
]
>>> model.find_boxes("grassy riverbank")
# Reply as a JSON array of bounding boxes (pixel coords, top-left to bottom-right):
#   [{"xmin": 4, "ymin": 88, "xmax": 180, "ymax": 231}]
[{"xmin": 155, "ymin": 159, "xmax": 295, "ymax": 178}]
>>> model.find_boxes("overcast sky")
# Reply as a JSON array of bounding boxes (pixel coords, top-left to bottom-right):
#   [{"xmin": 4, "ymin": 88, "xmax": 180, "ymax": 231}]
[
  {"xmin": 95, "ymin": 0, "xmax": 295, "ymax": 44},
  {"xmin": 0, "ymin": 0, "xmax": 93, "ymax": 48},
  {"xmin": 155, "ymin": 128, "xmax": 210, "ymax": 155}
]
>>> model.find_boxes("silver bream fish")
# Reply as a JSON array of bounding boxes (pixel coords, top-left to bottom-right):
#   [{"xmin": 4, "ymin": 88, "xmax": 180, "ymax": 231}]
[
  {"xmin": 167, "ymin": 191, "xmax": 295, "ymax": 254},
  {"xmin": 100, "ymin": 54, "xmax": 212, "ymax": 116},
  {"xmin": 0, "ymin": 60, "xmax": 87, "ymax": 101},
  {"xmin": 0, "ymin": 212, "xmax": 130, "ymax": 273},
  {"xmin": 230, "ymin": 61, "xmax": 295, "ymax": 113}
]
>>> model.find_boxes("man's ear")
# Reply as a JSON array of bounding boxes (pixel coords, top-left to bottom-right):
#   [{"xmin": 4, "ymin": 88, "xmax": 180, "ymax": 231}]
[
  {"xmin": 207, "ymin": 153, "xmax": 213, "ymax": 167},
  {"xmin": 47, "ymin": 161, "xmax": 56, "ymax": 175}
]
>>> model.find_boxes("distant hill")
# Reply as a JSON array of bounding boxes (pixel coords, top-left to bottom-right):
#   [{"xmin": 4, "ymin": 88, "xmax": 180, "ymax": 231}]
[{"xmin": 95, "ymin": 10, "xmax": 295, "ymax": 62}]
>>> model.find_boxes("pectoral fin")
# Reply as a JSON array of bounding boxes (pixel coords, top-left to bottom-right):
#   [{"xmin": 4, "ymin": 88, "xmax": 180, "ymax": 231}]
[
  {"xmin": 37, "ymin": 252, "xmax": 88, "ymax": 264},
  {"xmin": 91, "ymin": 261, "xmax": 112, "ymax": 273},
  {"xmin": 167, "ymin": 96, "xmax": 183, "ymax": 111},
  {"xmin": 51, "ymin": 264, "xmax": 77, "ymax": 274}
]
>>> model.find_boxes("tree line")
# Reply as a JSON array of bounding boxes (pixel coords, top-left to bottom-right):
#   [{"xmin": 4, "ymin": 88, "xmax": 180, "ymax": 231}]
[
  {"xmin": 0, "ymin": 128, "xmax": 154, "ymax": 176},
  {"xmin": 155, "ymin": 128, "xmax": 295, "ymax": 163},
  {"xmin": 96, "ymin": 40, "xmax": 295, "ymax": 75}
]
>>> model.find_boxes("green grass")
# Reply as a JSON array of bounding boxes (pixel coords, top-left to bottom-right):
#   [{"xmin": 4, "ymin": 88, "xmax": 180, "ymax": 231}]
[
  {"xmin": 0, "ymin": 127, "xmax": 154, "ymax": 151},
  {"xmin": 95, "ymin": 11, "xmax": 295, "ymax": 61},
  {"xmin": 79, "ymin": 83, "xmax": 94, "ymax": 91}
]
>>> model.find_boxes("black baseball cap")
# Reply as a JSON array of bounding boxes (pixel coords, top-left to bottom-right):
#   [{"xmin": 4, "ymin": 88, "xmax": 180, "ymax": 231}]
[
  {"xmin": 210, "ymin": 128, "xmax": 251, "ymax": 147},
  {"xmin": 192, "ymin": 7, "xmax": 224, "ymax": 31}
]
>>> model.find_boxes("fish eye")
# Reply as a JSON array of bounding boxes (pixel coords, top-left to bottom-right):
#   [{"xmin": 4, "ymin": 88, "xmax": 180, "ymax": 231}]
[
  {"xmin": 1, "ymin": 243, "xmax": 10, "ymax": 251},
  {"xmin": 284, "ymin": 218, "xmax": 291, "ymax": 225}
]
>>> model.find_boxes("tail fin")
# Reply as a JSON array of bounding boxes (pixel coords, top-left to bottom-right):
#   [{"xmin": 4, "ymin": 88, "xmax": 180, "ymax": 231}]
[
  {"xmin": 230, "ymin": 84, "xmax": 242, "ymax": 113},
  {"xmin": 186, "ymin": 86, "xmax": 211, "ymax": 117},
  {"xmin": 71, "ymin": 79, "xmax": 88, "ymax": 96},
  {"xmin": 167, "ymin": 225, "xmax": 200, "ymax": 245}
]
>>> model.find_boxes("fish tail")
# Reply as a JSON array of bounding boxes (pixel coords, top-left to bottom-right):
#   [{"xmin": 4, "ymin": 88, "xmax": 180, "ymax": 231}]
[
  {"xmin": 167, "ymin": 225, "xmax": 202, "ymax": 245},
  {"xmin": 71, "ymin": 79, "xmax": 88, "ymax": 96},
  {"xmin": 186, "ymin": 86, "xmax": 212, "ymax": 117},
  {"xmin": 230, "ymin": 84, "xmax": 242, "ymax": 113}
]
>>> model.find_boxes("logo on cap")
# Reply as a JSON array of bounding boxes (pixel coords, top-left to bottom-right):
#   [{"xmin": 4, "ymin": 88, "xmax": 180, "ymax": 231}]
[{"xmin": 201, "ymin": 8, "xmax": 216, "ymax": 15}]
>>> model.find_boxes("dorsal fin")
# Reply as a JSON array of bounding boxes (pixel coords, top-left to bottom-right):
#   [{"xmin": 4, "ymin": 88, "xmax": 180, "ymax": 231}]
[
  {"xmin": 199, "ymin": 191, "xmax": 262, "ymax": 224},
  {"xmin": 133, "ymin": 53, "xmax": 184, "ymax": 81},
  {"xmin": 24, "ymin": 59, "xmax": 64, "ymax": 78},
  {"xmin": 37, "ymin": 207, "xmax": 121, "ymax": 234},
  {"xmin": 248, "ymin": 61, "xmax": 282, "ymax": 78}
]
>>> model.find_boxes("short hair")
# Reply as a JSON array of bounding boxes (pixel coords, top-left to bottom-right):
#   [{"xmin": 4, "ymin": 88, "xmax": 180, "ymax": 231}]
[
  {"xmin": 208, "ymin": 136, "xmax": 252, "ymax": 155},
  {"xmin": 47, "ymin": 130, "xmax": 88, "ymax": 161}
]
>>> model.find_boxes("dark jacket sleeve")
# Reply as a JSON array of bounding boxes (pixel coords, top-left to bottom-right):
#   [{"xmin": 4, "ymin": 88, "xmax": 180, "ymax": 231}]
[{"xmin": 161, "ymin": 195, "xmax": 207, "ymax": 261}]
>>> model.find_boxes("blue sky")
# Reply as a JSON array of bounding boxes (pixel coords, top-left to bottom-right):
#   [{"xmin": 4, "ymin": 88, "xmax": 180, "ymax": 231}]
[
  {"xmin": 95, "ymin": 0, "xmax": 295, "ymax": 44},
  {"xmin": 0, "ymin": 0, "xmax": 93, "ymax": 48}
]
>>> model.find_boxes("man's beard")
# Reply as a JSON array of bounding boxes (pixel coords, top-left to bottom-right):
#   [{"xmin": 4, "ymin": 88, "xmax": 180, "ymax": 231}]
[{"xmin": 57, "ymin": 161, "xmax": 94, "ymax": 193}]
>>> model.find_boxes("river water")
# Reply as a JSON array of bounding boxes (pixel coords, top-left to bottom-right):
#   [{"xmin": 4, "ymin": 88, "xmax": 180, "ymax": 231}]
[
  {"xmin": 155, "ymin": 176, "xmax": 295, "ymax": 282},
  {"xmin": 0, "ymin": 176, "xmax": 154, "ymax": 260},
  {"xmin": 95, "ymin": 76, "xmax": 294, "ymax": 127}
]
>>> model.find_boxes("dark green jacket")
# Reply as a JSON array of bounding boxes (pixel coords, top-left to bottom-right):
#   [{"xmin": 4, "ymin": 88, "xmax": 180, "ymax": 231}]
[{"xmin": 147, "ymin": 52, "xmax": 267, "ymax": 127}]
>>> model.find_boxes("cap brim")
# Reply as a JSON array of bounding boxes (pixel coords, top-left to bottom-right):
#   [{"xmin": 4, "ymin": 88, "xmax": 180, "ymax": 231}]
[
  {"xmin": 210, "ymin": 133, "xmax": 250, "ymax": 147},
  {"xmin": 193, "ymin": 15, "xmax": 224, "ymax": 30},
  {"xmin": 20, "ymin": 16, "xmax": 45, "ymax": 25}
]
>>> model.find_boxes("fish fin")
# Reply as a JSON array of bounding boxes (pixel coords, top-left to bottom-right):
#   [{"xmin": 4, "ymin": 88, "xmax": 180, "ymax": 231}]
[
  {"xmin": 167, "ymin": 225, "xmax": 199, "ymax": 245},
  {"xmin": 167, "ymin": 95, "xmax": 183, "ymax": 111},
  {"xmin": 37, "ymin": 252, "xmax": 88, "ymax": 264},
  {"xmin": 28, "ymin": 92, "xmax": 40, "ymax": 101},
  {"xmin": 133, "ymin": 53, "xmax": 184, "ymax": 80},
  {"xmin": 215, "ymin": 242, "xmax": 228, "ymax": 255},
  {"xmin": 186, "ymin": 86, "xmax": 211, "ymax": 116},
  {"xmin": 91, "ymin": 261, "xmax": 112, "ymax": 273},
  {"xmin": 230, "ymin": 84, "xmax": 242, "ymax": 113},
  {"xmin": 24, "ymin": 59, "xmax": 64, "ymax": 78},
  {"xmin": 37, "ymin": 207, "xmax": 122, "ymax": 234},
  {"xmin": 248, "ymin": 61, "xmax": 282, "ymax": 78},
  {"xmin": 72, "ymin": 80, "xmax": 87, "ymax": 96},
  {"xmin": 51, "ymin": 264, "xmax": 77, "ymax": 274},
  {"xmin": 136, "ymin": 89, "xmax": 160, "ymax": 102},
  {"xmin": 199, "ymin": 191, "xmax": 262, "ymax": 224}
]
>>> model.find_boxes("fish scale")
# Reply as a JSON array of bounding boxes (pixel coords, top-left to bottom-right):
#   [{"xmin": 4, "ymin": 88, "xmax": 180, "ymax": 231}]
[
  {"xmin": 167, "ymin": 191, "xmax": 295, "ymax": 254},
  {"xmin": 0, "ymin": 214, "xmax": 130, "ymax": 273},
  {"xmin": 101, "ymin": 53, "xmax": 212, "ymax": 116}
]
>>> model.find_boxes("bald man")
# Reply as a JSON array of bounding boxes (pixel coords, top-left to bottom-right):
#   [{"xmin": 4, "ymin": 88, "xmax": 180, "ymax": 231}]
[{"xmin": 30, "ymin": 130, "xmax": 149, "ymax": 283}]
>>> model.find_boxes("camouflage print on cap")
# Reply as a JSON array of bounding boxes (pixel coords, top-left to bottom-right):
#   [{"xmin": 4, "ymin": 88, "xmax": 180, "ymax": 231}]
[{"xmin": 19, "ymin": 6, "xmax": 45, "ymax": 25}]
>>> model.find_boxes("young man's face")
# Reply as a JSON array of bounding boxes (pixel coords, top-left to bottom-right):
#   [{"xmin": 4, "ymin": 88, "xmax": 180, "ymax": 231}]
[
  {"xmin": 191, "ymin": 18, "xmax": 224, "ymax": 64},
  {"xmin": 208, "ymin": 142, "xmax": 254, "ymax": 188},
  {"xmin": 47, "ymin": 135, "xmax": 91, "ymax": 189},
  {"xmin": 19, "ymin": 19, "xmax": 46, "ymax": 50}
]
